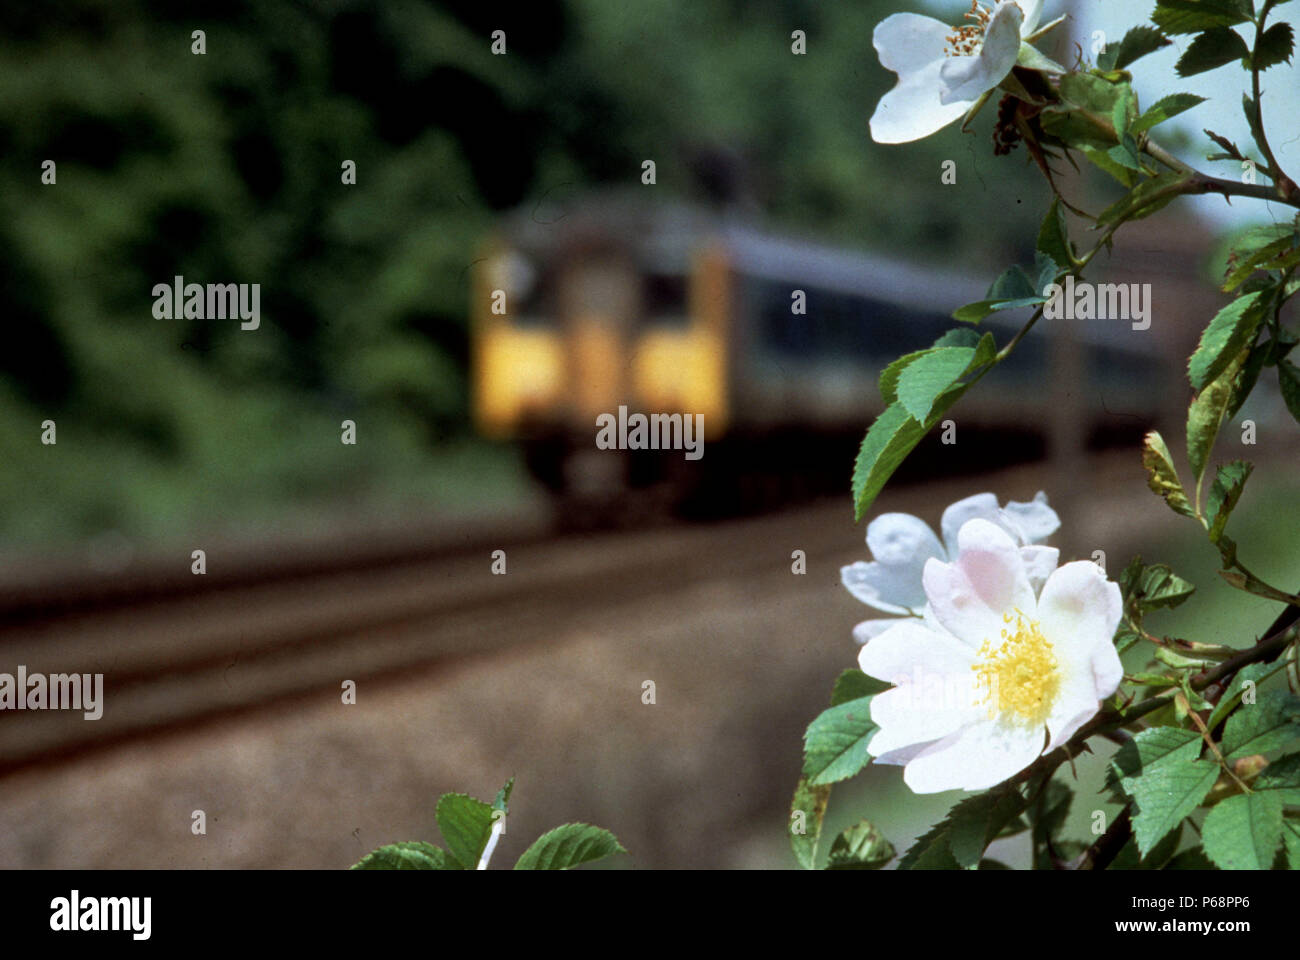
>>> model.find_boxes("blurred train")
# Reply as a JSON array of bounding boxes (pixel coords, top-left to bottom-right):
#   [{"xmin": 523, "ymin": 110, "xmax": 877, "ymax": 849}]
[{"xmin": 471, "ymin": 192, "xmax": 1172, "ymax": 517}]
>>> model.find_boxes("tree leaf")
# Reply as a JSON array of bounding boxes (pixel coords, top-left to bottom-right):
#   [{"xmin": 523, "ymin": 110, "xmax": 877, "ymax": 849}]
[
  {"xmin": 826, "ymin": 819, "xmax": 896, "ymax": 870},
  {"xmin": 899, "ymin": 786, "xmax": 1027, "ymax": 870},
  {"xmin": 1201, "ymin": 792, "xmax": 1283, "ymax": 870},
  {"xmin": 1132, "ymin": 563, "xmax": 1196, "ymax": 611},
  {"xmin": 802, "ymin": 696, "xmax": 878, "ymax": 786},
  {"xmin": 1175, "ymin": 27, "xmax": 1250, "ymax": 76},
  {"xmin": 897, "ymin": 347, "xmax": 977, "ymax": 422},
  {"xmin": 789, "ymin": 775, "xmax": 832, "ymax": 869},
  {"xmin": 1205, "ymin": 460, "xmax": 1252, "ymax": 543},
  {"xmin": 1114, "ymin": 24, "xmax": 1173, "ymax": 69},
  {"xmin": 1206, "ymin": 661, "xmax": 1275, "ymax": 733},
  {"xmin": 514, "ymin": 823, "xmax": 626, "ymax": 870},
  {"xmin": 1279, "ymin": 360, "xmax": 1300, "ymax": 423},
  {"xmin": 1141, "ymin": 430, "xmax": 1196, "ymax": 518},
  {"xmin": 1283, "ymin": 817, "xmax": 1300, "ymax": 869},
  {"xmin": 1131, "ymin": 93, "xmax": 1207, "ymax": 134},
  {"xmin": 1188, "ymin": 291, "xmax": 1265, "ymax": 391},
  {"xmin": 1251, "ymin": 752, "xmax": 1300, "ymax": 804},
  {"xmin": 1187, "ymin": 347, "xmax": 1249, "ymax": 485},
  {"xmin": 1153, "ymin": 1, "xmax": 1249, "ymax": 36},
  {"xmin": 1108, "ymin": 727, "xmax": 1219, "ymax": 856},
  {"xmin": 1220, "ymin": 690, "xmax": 1300, "ymax": 760},
  {"xmin": 1096, "ymin": 171, "xmax": 1191, "ymax": 226},
  {"xmin": 351, "ymin": 841, "xmax": 462, "ymax": 870},
  {"xmin": 435, "ymin": 792, "xmax": 497, "ymax": 869},
  {"xmin": 852, "ymin": 386, "xmax": 969, "ymax": 520},
  {"xmin": 830, "ymin": 668, "xmax": 891, "ymax": 707},
  {"xmin": 1253, "ymin": 21, "xmax": 1295, "ymax": 70},
  {"xmin": 1036, "ymin": 197, "xmax": 1074, "ymax": 268},
  {"xmin": 493, "ymin": 777, "xmax": 514, "ymax": 814}
]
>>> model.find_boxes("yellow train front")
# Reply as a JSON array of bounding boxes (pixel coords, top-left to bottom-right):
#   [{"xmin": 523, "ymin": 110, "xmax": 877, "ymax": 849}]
[{"xmin": 472, "ymin": 193, "xmax": 1168, "ymax": 519}]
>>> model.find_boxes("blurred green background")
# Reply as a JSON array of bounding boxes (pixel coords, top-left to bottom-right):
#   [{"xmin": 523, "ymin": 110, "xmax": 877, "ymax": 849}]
[{"xmin": 0, "ymin": 0, "xmax": 1050, "ymax": 550}]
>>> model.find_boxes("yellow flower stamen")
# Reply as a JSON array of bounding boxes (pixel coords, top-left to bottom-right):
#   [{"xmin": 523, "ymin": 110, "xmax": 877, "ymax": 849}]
[{"xmin": 972, "ymin": 609, "xmax": 1059, "ymax": 724}]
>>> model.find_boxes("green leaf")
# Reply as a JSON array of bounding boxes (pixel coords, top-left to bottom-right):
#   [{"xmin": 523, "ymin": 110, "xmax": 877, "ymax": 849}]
[
  {"xmin": 1222, "ymin": 224, "xmax": 1297, "ymax": 291},
  {"xmin": 897, "ymin": 347, "xmax": 977, "ymax": 422},
  {"xmin": 1252, "ymin": 752, "xmax": 1300, "ymax": 804},
  {"xmin": 830, "ymin": 668, "xmax": 891, "ymax": 707},
  {"xmin": 1041, "ymin": 107, "xmax": 1117, "ymax": 152},
  {"xmin": 879, "ymin": 348, "xmax": 931, "ymax": 404},
  {"xmin": 895, "ymin": 334, "xmax": 996, "ymax": 423},
  {"xmin": 852, "ymin": 387, "xmax": 969, "ymax": 520},
  {"xmin": 514, "ymin": 823, "xmax": 626, "ymax": 870},
  {"xmin": 1206, "ymin": 661, "xmax": 1274, "ymax": 732},
  {"xmin": 1188, "ymin": 291, "xmax": 1266, "ymax": 391},
  {"xmin": 802, "ymin": 696, "xmax": 877, "ymax": 785},
  {"xmin": 436, "ymin": 792, "xmax": 497, "ymax": 869},
  {"xmin": 493, "ymin": 777, "xmax": 515, "ymax": 814},
  {"xmin": 1097, "ymin": 171, "xmax": 1191, "ymax": 226},
  {"xmin": 1036, "ymin": 198, "xmax": 1075, "ymax": 268},
  {"xmin": 789, "ymin": 775, "xmax": 832, "ymax": 869},
  {"xmin": 1220, "ymin": 690, "xmax": 1300, "ymax": 759},
  {"xmin": 1201, "ymin": 792, "xmax": 1283, "ymax": 869},
  {"xmin": 1283, "ymin": 817, "xmax": 1300, "ymax": 868},
  {"xmin": 1057, "ymin": 72, "xmax": 1123, "ymax": 113},
  {"xmin": 1131, "ymin": 93, "xmax": 1207, "ymax": 134},
  {"xmin": 826, "ymin": 819, "xmax": 896, "ymax": 870},
  {"xmin": 1111, "ymin": 83, "xmax": 1139, "ymax": 139},
  {"xmin": 952, "ymin": 296, "xmax": 1045, "ymax": 323},
  {"xmin": 1187, "ymin": 347, "xmax": 1248, "ymax": 484},
  {"xmin": 1030, "ymin": 779, "xmax": 1073, "ymax": 870},
  {"xmin": 1109, "ymin": 727, "xmax": 1219, "ymax": 856},
  {"xmin": 1254, "ymin": 21, "xmax": 1295, "ymax": 70},
  {"xmin": 1083, "ymin": 146, "xmax": 1141, "ymax": 187},
  {"xmin": 1141, "ymin": 431, "xmax": 1196, "ymax": 518},
  {"xmin": 1205, "ymin": 460, "xmax": 1252, "ymax": 543},
  {"xmin": 1153, "ymin": 1, "xmax": 1250, "ymax": 36},
  {"xmin": 1279, "ymin": 360, "xmax": 1300, "ymax": 423},
  {"xmin": 1164, "ymin": 846, "xmax": 1218, "ymax": 869},
  {"xmin": 351, "ymin": 841, "xmax": 462, "ymax": 870},
  {"xmin": 1175, "ymin": 27, "xmax": 1251, "ymax": 76},
  {"xmin": 1113, "ymin": 25, "xmax": 1174, "ymax": 69},
  {"xmin": 1133, "ymin": 563, "xmax": 1197, "ymax": 611},
  {"xmin": 899, "ymin": 786, "xmax": 1027, "ymax": 870},
  {"xmin": 1111, "ymin": 822, "xmax": 1184, "ymax": 869}
]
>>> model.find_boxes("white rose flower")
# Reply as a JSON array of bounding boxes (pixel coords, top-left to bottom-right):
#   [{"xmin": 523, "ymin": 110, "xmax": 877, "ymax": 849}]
[
  {"xmin": 857, "ymin": 517, "xmax": 1123, "ymax": 794},
  {"xmin": 869, "ymin": 0, "xmax": 1062, "ymax": 144},
  {"xmin": 842, "ymin": 491, "xmax": 1060, "ymax": 643}
]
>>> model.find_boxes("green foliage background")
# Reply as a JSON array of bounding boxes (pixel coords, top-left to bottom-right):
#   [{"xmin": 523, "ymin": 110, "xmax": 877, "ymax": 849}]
[{"xmin": 0, "ymin": 0, "xmax": 1042, "ymax": 546}]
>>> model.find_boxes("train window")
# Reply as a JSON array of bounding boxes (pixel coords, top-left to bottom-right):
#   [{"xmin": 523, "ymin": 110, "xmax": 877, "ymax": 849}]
[
  {"xmin": 746, "ymin": 275, "xmax": 951, "ymax": 360},
  {"xmin": 643, "ymin": 272, "xmax": 689, "ymax": 326}
]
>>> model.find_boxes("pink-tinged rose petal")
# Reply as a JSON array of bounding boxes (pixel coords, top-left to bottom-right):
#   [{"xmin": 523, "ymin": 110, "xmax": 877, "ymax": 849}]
[
  {"xmin": 1036, "ymin": 560, "xmax": 1123, "ymax": 659},
  {"xmin": 923, "ymin": 518, "xmax": 1036, "ymax": 646}
]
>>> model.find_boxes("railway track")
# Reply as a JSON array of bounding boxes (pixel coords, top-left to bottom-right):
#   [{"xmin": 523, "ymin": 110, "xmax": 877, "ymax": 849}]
[{"xmin": 0, "ymin": 450, "xmax": 1161, "ymax": 778}]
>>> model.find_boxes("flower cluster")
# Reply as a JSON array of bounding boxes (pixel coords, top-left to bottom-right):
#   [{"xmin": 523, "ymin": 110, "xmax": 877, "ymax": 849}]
[{"xmin": 844, "ymin": 496, "xmax": 1123, "ymax": 794}]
